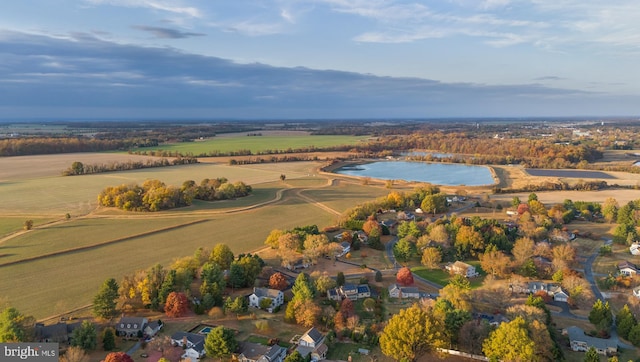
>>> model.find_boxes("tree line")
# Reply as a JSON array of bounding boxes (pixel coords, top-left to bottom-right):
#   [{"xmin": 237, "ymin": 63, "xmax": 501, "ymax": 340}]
[
  {"xmin": 0, "ymin": 137, "xmax": 132, "ymax": 156},
  {"xmin": 62, "ymin": 157, "xmax": 198, "ymax": 176},
  {"xmin": 97, "ymin": 177, "xmax": 252, "ymax": 211}
]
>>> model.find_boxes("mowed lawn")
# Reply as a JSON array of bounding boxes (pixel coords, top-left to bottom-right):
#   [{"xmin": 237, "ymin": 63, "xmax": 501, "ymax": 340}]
[{"xmin": 135, "ymin": 135, "xmax": 369, "ymax": 155}]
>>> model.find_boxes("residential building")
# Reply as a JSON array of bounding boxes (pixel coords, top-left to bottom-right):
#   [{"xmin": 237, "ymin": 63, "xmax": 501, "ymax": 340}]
[
  {"xmin": 35, "ymin": 321, "xmax": 81, "ymax": 344},
  {"xmin": 115, "ymin": 317, "xmax": 148, "ymax": 338},
  {"xmin": 630, "ymin": 243, "xmax": 640, "ymax": 256},
  {"xmin": 249, "ymin": 288, "xmax": 284, "ymax": 313},
  {"xmin": 388, "ymin": 284, "xmax": 421, "ymax": 299},
  {"xmin": 144, "ymin": 320, "xmax": 163, "ymax": 337},
  {"xmin": 618, "ymin": 261, "xmax": 639, "ymax": 277},
  {"xmin": 564, "ymin": 326, "xmax": 617, "ymax": 356},
  {"xmin": 171, "ymin": 331, "xmax": 206, "ymax": 360},
  {"xmin": 445, "ymin": 261, "xmax": 479, "ymax": 278},
  {"xmin": 237, "ymin": 342, "xmax": 286, "ymax": 362},
  {"xmin": 634, "ymin": 286, "xmax": 640, "ymax": 298},
  {"xmin": 296, "ymin": 327, "xmax": 327, "ymax": 361},
  {"xmin": 327, "ymin": 284, "xmax": 371, "ymax": 301}
]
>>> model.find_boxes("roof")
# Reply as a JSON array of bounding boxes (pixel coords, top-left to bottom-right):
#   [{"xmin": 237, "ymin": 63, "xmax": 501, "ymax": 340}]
[
  {"xmin": 117, "ymin": 317, "xmax": 147, "ymax": 330},
  {"xmin": 35, "ymin": 322, "xmax": 68, "ymax": 339},
  {"xmin": 340, "ymin": 241, "xmax": 351, "ymax": 249},
  {"xmin": 451, "ymin": 260, "xmax": 472, "ymax": 269},
  {"xmin": 357, "ymin": 284, "xmax": 370, "ymax": 294},
  {"xmin": 171, "ymin": 331, "xmax": 206, "ymax": 352},
  {"xmin": 618, "ymin": 260, "xmax": 638, "ymax": 270},
  {"xmin": 238, "ymin": 342, "xmax": 270, "ymax": 360},
  {"xmin": 264, "ymin": 345, "xmax": 286, "ymax": 361},
  {"xmin": 400, "ymin": 286, "xmax": 419, "ymax": 294},
  {"xmin": 253, "ymin": 287, "xmax": 282, "ymax": 298},
  {"xmin": 302, "ymin": 327, "xmax": 324, "ymax": 345},
  {"xmin": 566, "ymin": 326, "xmax": 617, "ymax": 350},
  {"xmin": 341, "ymin": 284, "xmax": 357, "ymax": 293}
]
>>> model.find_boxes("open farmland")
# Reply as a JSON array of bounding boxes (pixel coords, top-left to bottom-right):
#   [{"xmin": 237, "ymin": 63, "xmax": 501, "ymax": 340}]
[
  {"xmin": 134, "ymin": 133, "xmax": 370, "ymax": 155},
  {"xmin": 0, "ymin": 156, "xmax": 378, "ymax": 319}
]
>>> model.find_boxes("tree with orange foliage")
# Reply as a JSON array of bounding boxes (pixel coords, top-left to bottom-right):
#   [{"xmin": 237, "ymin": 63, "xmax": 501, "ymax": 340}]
[
  {"xmin": 164, "ymin": 292, "xmax": 189, "ymax": 317},
  {"xmin": 396, "ymin": 267, "xmax": 414, "ymax": 286},
  {"xmin": 102, "ymin": 352, "xmax": 134, "ymax": 362},
  {"xmin": 269, "ymin": 272, "xmax": 288, "ymax": 290},
  {"xmin": 363, "ymin": 215, "xmax": 382, "ymax": 236}
]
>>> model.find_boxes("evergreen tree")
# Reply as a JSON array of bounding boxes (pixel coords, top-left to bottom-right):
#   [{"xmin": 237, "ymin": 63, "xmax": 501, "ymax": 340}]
[
  {"xmin": 93, "ymin": 278, "xmax": 119, "ymax": 319},
  {"xmin": 71, "ymin": 321, "xmax": 97, "ymax": 350},
  {"xmin": 204, "ymin": 326, "xmax": 237, "ymax": 359},
  {"xmin": 102, "ymin": 328, "xmax": 116, "ymax": 351},
  {"xmin": 616, "ymin": 304, "xmax": 637, "ymax": 340}
]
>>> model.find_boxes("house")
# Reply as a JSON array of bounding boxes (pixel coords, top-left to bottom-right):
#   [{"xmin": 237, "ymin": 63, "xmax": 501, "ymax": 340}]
[
  {"xmin": 527, "ymin": 281, "xmax": 548, "ymax": 294},
  {"xmin": 249, "ymin": 288, "xmax": 284, "ymax": 313},
  {"xmin": 548, "ymin": 285, "xmax": 570, "ymax": 302},
  {"xmin": 171, "ymin": 331, "xmax": 206, "ymax": 360},
  {"xmin": 327, "ymin": 284, "xmax": 371, "ymax": 301},
  {"xmin": 284, "ymin": 258, "xmax": 310, "ymax": 271},
  {"xmin": 296, "ymin": 327, "xmax": 327, "ymax": 361},
  {"xmin": 237, "ymin": 342, "xmax": 286, "ymax": 362},
  {"xmin": 144, "ymin": 320, "xmax": 163, "ymax": 337},
  {"xmin": 630, "ymin": 243, "xmax": 640, "ymax": 256},
  {"xmin": 337, "ymin": 242, "xmax": 351, "ymax": 257},
  {"xmin": 564, "ymin": 326, "xmax": 617, "ymax": 356},
  {"xmin": 445, "ymin": 261, "xmax": 479, "ymax": 278},
  {"xmin": 633, "ymin": 286, "xmax": 640, "ymax": 298},
  {"xmin": 116, "ymin": 317, "xmax": 148, "ymax": 338},
  {"xmin": 35, "ymin": 321, "xmax": 81, "ymax": 344},
  {"xmin": 388, "ymin": 284, "xmax": 421, "ymax": 299},
  {"xmin": 618, "ymin": 261, "xmax": 639, "ymax": 276},
  {"xmin": 354, "ymin": 231, "xmax": 368, "ymax": 244}
]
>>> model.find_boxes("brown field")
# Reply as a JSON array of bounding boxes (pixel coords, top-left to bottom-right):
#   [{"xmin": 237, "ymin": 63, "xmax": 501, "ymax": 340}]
[{"xmin": 0, "ymin": 153, "xmax": 168, "ymax": 181}]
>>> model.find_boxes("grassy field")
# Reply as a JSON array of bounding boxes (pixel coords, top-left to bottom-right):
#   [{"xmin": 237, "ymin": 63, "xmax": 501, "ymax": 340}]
[
  {"xmin": 135, "ymin": 135, "xmax": 369, "ymax": 155},
  {"xmin": 0, "ymin": 158, "xmax": 393, "ymax": 318}
]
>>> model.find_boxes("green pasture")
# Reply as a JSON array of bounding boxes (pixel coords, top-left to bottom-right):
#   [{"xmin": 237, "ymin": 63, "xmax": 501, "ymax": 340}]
[
  {"xmin": 0, "ymin": 161, "xmax": 318, "ymax": 215},
  {"xmin": 0, "ymin": 217, "xmax": 56, "ymax": 238},
  {"xmin": 412, "ymin": 263, "xmax": 486, "ymax": 289},
  {"xmin": 133, "ymin": 135, "xmax": 369, "ymax": 155},
  {"xmin": 302, "ymin": 182, "xmax": 391, "ymax": 214},
  {"xmin": 0, "ymin": 194, "xmax": 338, "ymax": 319}
]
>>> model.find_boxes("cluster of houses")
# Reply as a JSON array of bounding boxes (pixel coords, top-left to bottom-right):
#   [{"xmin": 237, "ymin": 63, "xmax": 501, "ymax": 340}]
[
  {"xmin": 510, "ymin": 281, "xmax": 569, "ymax": 302},
  {"xmin": 169, "ymin": 326, "xmax": 328, "ymax": 362}
]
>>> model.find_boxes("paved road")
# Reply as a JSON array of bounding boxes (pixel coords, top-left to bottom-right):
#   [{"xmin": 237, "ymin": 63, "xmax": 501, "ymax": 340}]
[{"xmin": 583, "ymin": 241, "xmax": 635, "ymax": 350}]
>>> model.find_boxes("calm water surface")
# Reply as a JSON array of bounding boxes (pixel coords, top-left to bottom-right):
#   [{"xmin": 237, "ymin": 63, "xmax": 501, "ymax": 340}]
[{"xmin": 335, "ymin": 161, "xmax": 494, "ymax": 186}]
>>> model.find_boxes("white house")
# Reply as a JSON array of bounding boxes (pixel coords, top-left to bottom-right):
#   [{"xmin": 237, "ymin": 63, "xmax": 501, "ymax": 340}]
[
  {"xmin": 327, "ymin": 284, "xmax": 371, "ymax": 301},
  {"xmin": 388, "ymin": 284, "xmax": 421, "ymax": 299},
  {"xmin": 549, "ymin": 285, "xmax": 570, "ymax": 302},
  {"xmin": 143, "ymin": 320, "xmax": 163, "ymax": 338},
  {"xmin": 564, "ymin": 326, "xmax": 617, "ymax": 356},
  {"xmin": 296, "ymin": 327, "xmax": 327, "ymax": 361},
  {"xmin": 618, "ymin": 261, "xmax": 639, "ymax": 277},
  {"xmin": 249, "ymin": 288, "xmax": 284, "ymax": 313},
  {"xmin": 445, "ymin": 261, "xmax": 479, "ymax": 278},
  {"xmin": 630, "ymin": 243, "xmax": 640, "ymax": 256},
  {"xmin": 171, "ymin": 332, "xmax": 206, "ymax": 360},
  {"xmin": 337, "ymin": 242, "xmax": 351, "ymax": 257}
]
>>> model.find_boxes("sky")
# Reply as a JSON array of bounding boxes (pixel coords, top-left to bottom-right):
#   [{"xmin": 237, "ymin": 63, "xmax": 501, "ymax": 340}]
[{"xmin": 1, "ymin": 0, "xmax": 639, "ymax": 120}]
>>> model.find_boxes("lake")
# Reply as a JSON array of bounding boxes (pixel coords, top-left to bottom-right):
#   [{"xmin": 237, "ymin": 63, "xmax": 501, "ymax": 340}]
[{"xmin": 335, "ymin": 161, "xmax": 495, "ymax": 186}]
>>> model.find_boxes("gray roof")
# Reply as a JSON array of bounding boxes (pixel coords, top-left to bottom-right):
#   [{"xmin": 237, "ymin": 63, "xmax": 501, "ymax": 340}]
[
  {"xmin": 239, "ymin": 342, "xmax": 270, "ymax": 360},
  {"xmin": 171, "ymin": 331, "xmax": 206, "ymax": 352},
  {"xmin": 303, "ymin": 327, "xmax": 324, "ymax": 344},
  {"xmin": 253, "ymin": 287, "xmax": 281, "ymax": 298},
  {"xmin": 264, "ymin": 345, "xmax": 286, "ymax": 361},
  {"xmin": 566, "ymin": 326, "xmax": 617, "ymax": 350},
  {"xmin": 117, "ymin": 317, "xmax": 147, "ymax": 330}
]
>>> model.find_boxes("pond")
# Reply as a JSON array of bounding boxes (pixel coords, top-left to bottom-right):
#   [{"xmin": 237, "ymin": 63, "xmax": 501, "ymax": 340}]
[{"xmin": 334, "ymin": 161, "xmax": 495, "ymax": 186}]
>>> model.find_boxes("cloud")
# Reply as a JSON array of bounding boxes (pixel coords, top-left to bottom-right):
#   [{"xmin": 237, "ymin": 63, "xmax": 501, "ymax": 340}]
[
  {"xmin": 85, "ymin": 0, "xmax": 201, "ymax": 18},
  {"xmin": 133, "ymin": 25, "xmax": 205, "ymax": 38},
  {"xmin": 534, "ymin": 76, "xmax": 566, "ymax": 81},
  {"xmin": 0, "ymin": 30, "xmax": 637, "ymax": 119}
]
